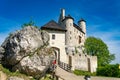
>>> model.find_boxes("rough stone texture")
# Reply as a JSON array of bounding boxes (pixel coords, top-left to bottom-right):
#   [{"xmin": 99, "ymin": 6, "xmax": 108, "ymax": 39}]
[
  {"xmin": 0, "ymin": 46, "xmax": 5, "ymax": 54},
  {"xmin": 0, "ymin": 47, "xmax": 4, "ymax": 63},
  {"xmin": 1, "ymin": 26, "xmax": 49, "ymax": 65},
  {"xmin": 66, "ymin": 46, "xmax": 97, "ymax": 72},
  {"xmin": 8, "ymin": 76, "xmax": 24, "ymax": 80},
  {"xmin": 1, "ymin": 26, "xmax": 54, "ymax": 78},
  {"xmin": 13, "ymin": 48, "xmax": 54, "ymax": 77},
  {"xmin": 41, "ymin": 30, "xmax": 49, "ymax": 45}
]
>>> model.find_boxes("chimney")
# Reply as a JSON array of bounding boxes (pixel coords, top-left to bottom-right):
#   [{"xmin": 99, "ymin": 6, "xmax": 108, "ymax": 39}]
[{"xmin": 61, "ymin": 9, "xmax": 65, "ymax": 19}]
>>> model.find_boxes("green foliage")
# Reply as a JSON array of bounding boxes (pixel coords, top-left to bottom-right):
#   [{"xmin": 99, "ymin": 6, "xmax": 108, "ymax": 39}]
[
  {"xmin": 21, "ymin": 20, "xmax": 39, "ymax": 29},
  {"xmin": 97, "ymin": 64, "xmax": 120, "ymax": 78},
  {"xmin": 0, "ymin": 64, "xmax": 54, "ymax": 80},
  {"xmin": 0, "ymin": 64, "xmax": 30, "ymax": 80},
  {"xmin": 41, "ymin": 74, "xmax": 53, "ymax": 80},
  {"xmin": 73, "ymin": 69, "xmax": 96, "ymax": 76},
  {"xmin": 84, "ymin": 36, "xmax": 115, "ymax": 66},
  {"xmin": 21, "ymin": 20, "xmax": 34, "ymax": 28}
]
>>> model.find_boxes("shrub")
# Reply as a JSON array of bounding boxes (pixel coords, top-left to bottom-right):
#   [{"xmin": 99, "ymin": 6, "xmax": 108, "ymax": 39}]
[
  {"xmin": 97, "ymin": 64, "xmax": 120, "ymax": 78},
  {"xmin": 73, "ymin": 69, "xmax": 96, "ymax": 76}
]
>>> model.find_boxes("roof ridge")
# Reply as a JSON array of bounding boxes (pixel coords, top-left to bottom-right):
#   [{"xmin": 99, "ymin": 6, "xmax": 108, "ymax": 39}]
[{"xmin": 41, "ymin": 20, "xmax": 66, "ymax": 31}]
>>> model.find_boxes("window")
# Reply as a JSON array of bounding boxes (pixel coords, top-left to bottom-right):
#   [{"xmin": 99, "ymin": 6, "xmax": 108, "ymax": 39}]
[
  {"xmin": 52, "ymin": 34, "xmax": 55, "ymax": 40},
  {"xmin": 70, "ymin": 23, "xmax": 72, "ymax": 26},
  {"xmin": 79, "ymin": 36, "xmax": 81, "ymax": 44}
]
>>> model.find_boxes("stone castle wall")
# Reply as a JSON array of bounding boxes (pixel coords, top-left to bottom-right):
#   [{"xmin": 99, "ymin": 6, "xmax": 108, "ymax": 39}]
[
  {"xmin": 69, "ymin": 53, "xmax": 97, "ymax": 72},
  {"xmin": 89, "ymin": 56, "xmax": 97, "ymax": 72}
]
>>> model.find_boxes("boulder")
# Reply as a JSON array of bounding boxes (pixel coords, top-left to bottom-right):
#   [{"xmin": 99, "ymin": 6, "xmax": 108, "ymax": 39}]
[
  {"xmin": 13, "ymin": 48, "xmax": 54, "ymax": 78},
  {"xmin": 1, "ymin": 26, "xmax": 49, "ymax": 65},
  {"xmin": 1, "ymin": 26, "xmax": 54, "ymax": 78}
]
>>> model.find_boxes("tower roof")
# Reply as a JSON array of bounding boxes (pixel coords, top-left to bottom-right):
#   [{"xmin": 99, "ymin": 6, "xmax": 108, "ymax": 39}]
[
  {"xmin": 62, "ymin": 15, "xmax": 74, "ymax": 21},
  {"xmin": 41, "ymin": 20, "xmax": 66, "ymax": 31},
  {"xmin": 78, "ymin": 18, "xmax": 86, "ymax": 23}
]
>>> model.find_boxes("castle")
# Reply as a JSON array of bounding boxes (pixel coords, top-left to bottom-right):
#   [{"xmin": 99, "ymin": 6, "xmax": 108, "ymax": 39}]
[{"xmin": 41, "ymin": 9, "xmax": 97, "ymax": 72}]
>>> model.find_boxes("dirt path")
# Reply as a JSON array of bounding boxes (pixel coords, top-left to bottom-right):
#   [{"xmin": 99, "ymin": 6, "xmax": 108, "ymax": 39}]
[{"xmin": 0, "ymin": 71, "xmax": 7, "ymax": 80}]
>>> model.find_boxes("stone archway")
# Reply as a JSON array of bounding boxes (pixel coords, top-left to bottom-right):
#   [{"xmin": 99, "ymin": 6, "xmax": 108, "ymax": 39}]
[{"xmin": 52, "ymin": 47, "xmax": 60, "ymax": 64}]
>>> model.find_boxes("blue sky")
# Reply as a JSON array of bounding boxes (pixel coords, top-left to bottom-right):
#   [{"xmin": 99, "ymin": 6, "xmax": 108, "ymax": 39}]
[{"xmin": 0, "ymin": 0, "xmax": 120, "ymax": 63}]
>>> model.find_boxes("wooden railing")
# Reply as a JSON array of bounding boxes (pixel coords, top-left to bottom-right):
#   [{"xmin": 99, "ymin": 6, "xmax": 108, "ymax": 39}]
[{"xmin": 58, "ymin": 61, "xmax": 72, "ymax": 72}]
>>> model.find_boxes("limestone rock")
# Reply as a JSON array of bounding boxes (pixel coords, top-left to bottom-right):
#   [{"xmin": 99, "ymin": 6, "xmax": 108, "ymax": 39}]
[
  {"xmin": 41, "ymin": 30, "xmax": 49, "ymax": 45},
  {"xmin": 0, "ymin": 47, "xmax": 4, "ymax": 63},
  {"xmin": 0, "ymin": 46, "xmax": 5, "ymax": 54},
  {"xmin": 13, "ymin": 48, "xmax": 54, "ymax": 78},
  {"xmin": 1, "ymin": 26, "xmax": 54, "ymax": 78},
  {"xmin": 8, "ymin": 76, "xmax": 24, "ymax": 80},
  {"xmin": 1, "ymin": 26, "xmax": 49, "ymax": 65}
]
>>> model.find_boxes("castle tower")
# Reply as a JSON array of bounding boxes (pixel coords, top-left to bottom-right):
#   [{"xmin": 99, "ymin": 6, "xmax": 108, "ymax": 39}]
[
  {"xmin": 78, "ymin": 18, "xmax": 86, "ymax": 34},
  {"xmin": 62, "ymin": 15, "xmax": 74, "ymax": 46}
]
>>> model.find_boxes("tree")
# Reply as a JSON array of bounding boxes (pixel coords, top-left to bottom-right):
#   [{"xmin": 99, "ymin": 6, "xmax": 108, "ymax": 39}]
[
  {"xmin": 84, "ymin": 36, "xmax": 115, "ymax": 66},
  {"xmin": 21, "ymin": 20, "xmax": 35, "ymax": 28}
]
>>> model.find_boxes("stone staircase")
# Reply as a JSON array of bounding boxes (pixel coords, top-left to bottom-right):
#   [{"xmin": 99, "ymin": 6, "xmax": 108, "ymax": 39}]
[
  {"xmin": 55, "ymin": 66, "xmax": 120, "ymax": 80},
  {"xmin": 55, "ymin": 66, "xmax": 84, "ymax": 80}
]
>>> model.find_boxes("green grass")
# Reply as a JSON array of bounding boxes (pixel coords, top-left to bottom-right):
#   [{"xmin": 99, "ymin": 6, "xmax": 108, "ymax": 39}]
[
  {"xmin": 0, "ymin": 64, "xmax": 54, "ymax": 80},
  {"xmin": 73, "ymin": 69, "xmax": 96, "ymax": 76},
  {"xmin": 0, "ymin": 64, "xmax": 31, "ymax": 80}
]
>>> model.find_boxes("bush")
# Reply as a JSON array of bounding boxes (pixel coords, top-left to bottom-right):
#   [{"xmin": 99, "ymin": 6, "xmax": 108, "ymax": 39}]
[
  {"xmin": 97, "ymin": 64, "xmax": 120, "ymax": 78},
  {"xmin": 73, "ymin": 69, "xmax": 96, "ymax": 76}
]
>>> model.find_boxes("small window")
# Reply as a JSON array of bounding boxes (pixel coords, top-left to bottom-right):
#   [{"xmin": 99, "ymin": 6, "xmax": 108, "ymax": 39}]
[
  {"xmin": 79, "ymin": 36, "xmax": 81, "ymax": 44},
  {"xmin": 52, "ymin": 34, "xmax": 55, "ymax": 40},
  {"xmin": 70, "ymin": 23, "xmax": 72, "ymax": 26},
  {"xmin": 70, "ymin": 31, "xmax": 72, "ymax": 34}
]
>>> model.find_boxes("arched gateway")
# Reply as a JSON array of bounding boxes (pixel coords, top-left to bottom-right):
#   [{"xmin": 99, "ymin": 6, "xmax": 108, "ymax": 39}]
[{"xmin": 51, "ymin": 47, "xmax": 60, "ymax": 64}]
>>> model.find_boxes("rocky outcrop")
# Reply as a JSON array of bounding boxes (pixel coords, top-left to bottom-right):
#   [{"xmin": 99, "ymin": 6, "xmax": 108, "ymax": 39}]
[
  {"xmin": 2, "ymin": 26, "xmax": 50, "ymax": 65},
  {"xmin": 1, "ymin": 26, "xmax": 54, "ymax": 79},
  {"xmin": 0, "ymin": 47, "xmax": 4, "ymax": 63},
  {"xmin": 0, "ymin": 47, "xmax": 5, "ymax": 54},
  {"xmin": 13, "ymin": 48, "xmax": 54, "ymax": 78}
]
